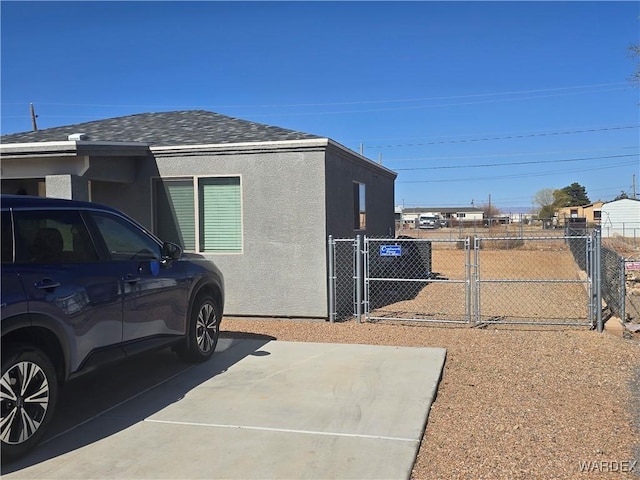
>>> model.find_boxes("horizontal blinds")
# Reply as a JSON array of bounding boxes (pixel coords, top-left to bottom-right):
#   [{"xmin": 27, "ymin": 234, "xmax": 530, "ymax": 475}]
[
  {"xmin": 154, "ymin": 179, "xmax": 196, "ymax": 250},
  {"xmin": 199, "ymin": 177, "xmax": 241, "ymax": 253}
]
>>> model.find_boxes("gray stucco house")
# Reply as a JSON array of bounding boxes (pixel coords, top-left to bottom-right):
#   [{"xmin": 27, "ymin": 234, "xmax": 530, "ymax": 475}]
[{"xmin": 0, "ymin": 111, "xmax": 397, "ymax": 318}]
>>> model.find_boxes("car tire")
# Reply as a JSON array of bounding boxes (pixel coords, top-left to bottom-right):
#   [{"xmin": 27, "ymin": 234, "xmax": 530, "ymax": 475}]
[
  {"xmin": 1, "ymin": 344, "xmax": 58, "ymax": 462},
  {"xmin": 178, "ymin": 293, "xmax": 220, "ymax": 363}
]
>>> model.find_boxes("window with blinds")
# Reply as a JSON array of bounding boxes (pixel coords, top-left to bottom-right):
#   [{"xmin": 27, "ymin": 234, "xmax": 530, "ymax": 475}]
[
  {"xmin": 154, "ymin": 179, "xmax": 196, "ymax": 250},
  {"xmin": 154, "ymin": 176, "xmax": 242, "ymax": 253},
  {"xmin": 199, "ymin": 177, "xmax": 241, "ymax": 253}
]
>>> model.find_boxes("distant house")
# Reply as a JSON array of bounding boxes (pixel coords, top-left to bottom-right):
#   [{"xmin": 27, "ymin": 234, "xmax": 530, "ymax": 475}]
[
  {"xmin": 400, "ymin": 207, "xmax": 484, "ymax": 227},
  {"xmin": 555, "ymin": 201, "xmax": 604, "ymax": 228},
  {"xmin": 600, "ymin": 198, "xmax": 640, "ymax": 238},
  {"xmin": 0, "ymin": 110, "xmax": 397, "ymax": 318}
]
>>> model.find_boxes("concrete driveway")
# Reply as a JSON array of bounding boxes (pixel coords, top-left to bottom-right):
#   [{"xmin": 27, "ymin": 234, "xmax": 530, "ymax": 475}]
[{"xmin": 2, "ymin": 332, "xmax": 446, "ymax": 480}]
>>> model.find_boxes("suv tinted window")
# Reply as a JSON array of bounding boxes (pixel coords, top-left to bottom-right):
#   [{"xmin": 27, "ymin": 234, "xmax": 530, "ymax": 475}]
[
  {"xmin": 13, "ymin": 210, "xmax": 98, "ymax": 264},
  {"xmin": 91, "ymin": 212, "xmax": 161, "ymax": 261}
]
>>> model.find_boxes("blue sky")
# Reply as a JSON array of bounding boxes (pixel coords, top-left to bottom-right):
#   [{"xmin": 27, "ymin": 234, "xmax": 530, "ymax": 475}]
[{"xmin": 2, "ymin": 1, "xmax": 639, "ymax": 212}]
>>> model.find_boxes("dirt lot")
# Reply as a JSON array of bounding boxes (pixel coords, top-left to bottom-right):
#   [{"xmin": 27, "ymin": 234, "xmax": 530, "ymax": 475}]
[
  {"xmin": 371, "ymin": 247, "xmax": 591, "ymax": 325},
  {"xmin": 222, "ymin": 318, "xmax": 640, "ymax": 479}
]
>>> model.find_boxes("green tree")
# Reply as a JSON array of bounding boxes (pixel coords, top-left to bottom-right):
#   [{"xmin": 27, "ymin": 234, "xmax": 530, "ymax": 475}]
[
  {"xmin": 558, "ymin": 182, "xmax": 589, "ymax": 206},
  {"xmin": 552, "ymin": 189, "xmax": 572, "ymax": 208}
]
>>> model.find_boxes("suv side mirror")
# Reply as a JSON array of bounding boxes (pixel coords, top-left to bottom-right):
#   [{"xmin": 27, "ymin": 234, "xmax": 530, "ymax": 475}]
[{"xmin": 161, "ymin": 242, "xmax": 182, "ymax": 261}]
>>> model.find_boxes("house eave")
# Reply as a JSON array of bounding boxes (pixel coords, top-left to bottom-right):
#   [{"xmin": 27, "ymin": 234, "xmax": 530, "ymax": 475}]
[{"xmin": 0, "ymin": 140, "xmax": 151, "ymax": 159}]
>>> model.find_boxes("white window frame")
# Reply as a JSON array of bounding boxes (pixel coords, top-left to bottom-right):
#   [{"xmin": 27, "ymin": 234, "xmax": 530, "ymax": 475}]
[{"xmin": 151, "ymin": 175, "xmax": 243, "ymax": 254}]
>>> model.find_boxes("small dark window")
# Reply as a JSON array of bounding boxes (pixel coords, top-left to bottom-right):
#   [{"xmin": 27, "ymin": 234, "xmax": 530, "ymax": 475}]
[
  {"xmin": 353, "ymin": 182, "xmax": 366, "ymax": 230},
  {"xmin": 13, "ymin": 210, "xmax": 98, "ymax": 264}
]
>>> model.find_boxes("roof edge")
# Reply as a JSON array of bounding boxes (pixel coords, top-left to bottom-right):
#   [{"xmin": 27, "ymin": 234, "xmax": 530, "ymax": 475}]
[
  {"xmin": 150, "ymin": 137, "xmax": 330, "ymax": 153},
  {"xmin": 326, "ymin": 139, "xmax": 397, "ymax": 178}
]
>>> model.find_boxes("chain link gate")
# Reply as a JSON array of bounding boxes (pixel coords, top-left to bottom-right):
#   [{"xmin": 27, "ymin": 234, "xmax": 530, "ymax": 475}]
[
  {"xmin": 364, "ymin": 237, "xmax": 472, "ymax": 324},
  {"xmin": 328, "ymin": 231, "xmax": 602, "ymax": 330},
  {"xmin": 472, "ymin": 234, "xmax": 596, "ymax": 327},
  {"xmin": 328, "ymin": 236, "xmax": 362, "ymax": 322}
]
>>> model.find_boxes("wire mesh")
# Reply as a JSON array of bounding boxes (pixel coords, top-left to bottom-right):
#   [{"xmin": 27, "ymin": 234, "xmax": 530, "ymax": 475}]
[
  {"xmin": 475, "ymin": 235, "xmax": 592, "ymax": 326},
  {"xmin": 623, "ymin": 260, "xmax": 640, "ymax": 324},
  {"xmin": 329, "ymin": 238, "xmax": 360, "ymax": 321},
  {"xmin": 601, "ymin": 246, "xmax": 624, "ymax": 320},
  {"xmin": 330, "ymin": 232, "xmax": 598, "ymax": 328},
  {"xmin": 365, "ymin": 237, "xmax": 471, "ymax": 324}
]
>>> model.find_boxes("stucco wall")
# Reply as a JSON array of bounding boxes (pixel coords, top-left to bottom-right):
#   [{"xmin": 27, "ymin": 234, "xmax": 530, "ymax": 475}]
[
  {"xmin": 324, "ymin": 144, "xmax": 396, "ymax": 239},
  {"xmin": 147, "ymin": 144, "xmax": 329, "ymax": 318},
  {"xmin": 91, "ymin": 156, "xmax": 158, "ymax": 227}
]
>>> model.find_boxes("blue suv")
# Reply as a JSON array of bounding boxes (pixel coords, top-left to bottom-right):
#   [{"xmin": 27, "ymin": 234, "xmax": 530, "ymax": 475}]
[{"xmin": 1, "ymin": 195, "xmax": 224, "ymax": 460}]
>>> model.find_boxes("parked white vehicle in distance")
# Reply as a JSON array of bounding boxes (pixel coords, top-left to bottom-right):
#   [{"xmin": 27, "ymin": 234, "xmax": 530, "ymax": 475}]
[{"xmin": 418, "ymin": 213, "xmax": 441, "ymax": 229}]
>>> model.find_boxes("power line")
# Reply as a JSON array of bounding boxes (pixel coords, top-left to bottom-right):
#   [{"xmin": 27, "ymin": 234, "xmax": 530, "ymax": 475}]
[
  {"xmin": 385, "ymin": 145, "xmax": 638, "ymax": 162},
  {"xmin": 4, "ymin": 82, "xmax": 628, "ymax": 110},
  {"xmin": 397, "ymin": 160, "xmax": 638, "ymax": 183},
  {"xmin": 367, "ymin": 125, "xmax": 639, "ymax": 149},
  {"xmin": 394, "ymin": 154, "xmax": 639, "ymax": 171},
  {"xmin": 250, "ymin": 87, "xmax": 631, "ymax": 117},
  {"xmin": 401, "ymin": 180, "xmax": 636, "ymax": 206}
]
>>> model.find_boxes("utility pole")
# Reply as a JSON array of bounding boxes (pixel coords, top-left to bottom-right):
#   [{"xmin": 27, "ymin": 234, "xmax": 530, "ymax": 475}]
[
  {"xmin": 633, "ymin": 174, "xmax": 637, "ymax": 199},
  {"xmin": 30, "ymin": 103, "xmax": 38, "ymax": 131}
]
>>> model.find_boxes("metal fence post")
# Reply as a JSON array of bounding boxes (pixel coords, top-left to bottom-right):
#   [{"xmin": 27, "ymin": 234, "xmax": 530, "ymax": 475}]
[
  {"xmin": 620, "ymin": 257, "xmax": 626, "ymax": 324},
  {"xmin": 594, "ymin": 229, "xmax": 603, "ymax": 332},
  {"xmin": 473, "ymin": 235, "xmax": 481, "ymax": 325},
  {"xmin": 328, "ymin": 235, "xmax": 336, "ymax": 323},
  {"xmin": 355, "ymin": 235, "xmax": 363, "ymax": 323},
  {"xmin": 465, "ymin": 236, "xmax": 472, "ymax": 325},
  {"xmin": 589, "ymin": 231, "xmax": 596, "ymax": 329}
]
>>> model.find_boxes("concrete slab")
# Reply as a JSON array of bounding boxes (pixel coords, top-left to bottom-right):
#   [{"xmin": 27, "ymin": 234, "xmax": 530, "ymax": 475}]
[{"xmin": 2, "ymin": 337, "xmax": 446, "ymax": 480}]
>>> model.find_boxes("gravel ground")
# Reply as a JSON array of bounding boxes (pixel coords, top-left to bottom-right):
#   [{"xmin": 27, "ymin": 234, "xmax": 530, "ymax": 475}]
[{"xmin": 222, "ymin": 317, "xmax": 640, "ymax": 479}]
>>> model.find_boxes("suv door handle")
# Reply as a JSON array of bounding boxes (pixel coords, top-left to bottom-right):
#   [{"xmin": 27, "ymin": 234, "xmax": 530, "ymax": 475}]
[
  {"xmin": 35, "ymin": 278, "xmax": 62, "ymax": 290},
  {"xmin": 123, "ymin": 274, "xmax": 140, "ymax": 284}
]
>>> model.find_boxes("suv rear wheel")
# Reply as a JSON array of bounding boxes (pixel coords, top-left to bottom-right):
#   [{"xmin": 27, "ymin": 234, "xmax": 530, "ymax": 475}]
[{"xmin": 1, "ymin": 344, "xmax": 58, "ymax": 461}]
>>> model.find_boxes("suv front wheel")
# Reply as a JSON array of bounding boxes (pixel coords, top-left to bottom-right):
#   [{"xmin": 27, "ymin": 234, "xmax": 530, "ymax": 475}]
[
  {"xmin": 178, "ymin": 293, "xmax": 221, "ymax": 363},
  {"xmin": 1, "ymin": 344, "xmax": 58, "ymax": 461}
]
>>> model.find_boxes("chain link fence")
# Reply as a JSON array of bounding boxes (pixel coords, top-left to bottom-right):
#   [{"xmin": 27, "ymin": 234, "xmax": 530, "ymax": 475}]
[
  {"xmin": 623, "ymin": 261, "xmax": 640, "ymax": 324},
  {"xmin": 473, "ymin": 235, "xmax": 592, "ymax": 326},
  {"xmin": 601, "ymin": 246, "xmax": 625, "ymax": 320},
  {"xmin": 329, "ymin": 231, "xmax": 602, "ymax": 328},
  {"xmin": 598, "ymin": 248, "xmax": 640, "ymax": 326}
]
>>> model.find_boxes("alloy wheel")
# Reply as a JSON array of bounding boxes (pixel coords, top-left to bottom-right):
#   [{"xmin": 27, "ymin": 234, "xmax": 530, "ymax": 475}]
[
  {"xmin": 1, "ymin": 361, "xmax": 50, "ymax": 445},
  {"xmin": 195, "ymin": 302, "xmax": 218, "ymax": 354}
]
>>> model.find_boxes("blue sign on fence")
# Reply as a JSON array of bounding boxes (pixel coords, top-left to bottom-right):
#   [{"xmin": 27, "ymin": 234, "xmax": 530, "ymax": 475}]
[{"xmin": 380, "ymin": 244, "xmax": 402, "ymax": 257}]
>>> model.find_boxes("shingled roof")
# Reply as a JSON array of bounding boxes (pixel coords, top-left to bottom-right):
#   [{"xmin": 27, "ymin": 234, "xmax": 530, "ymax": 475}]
[{"xmin": 0, "ymin": 110, "xmax": 322, "ymax": 147}]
